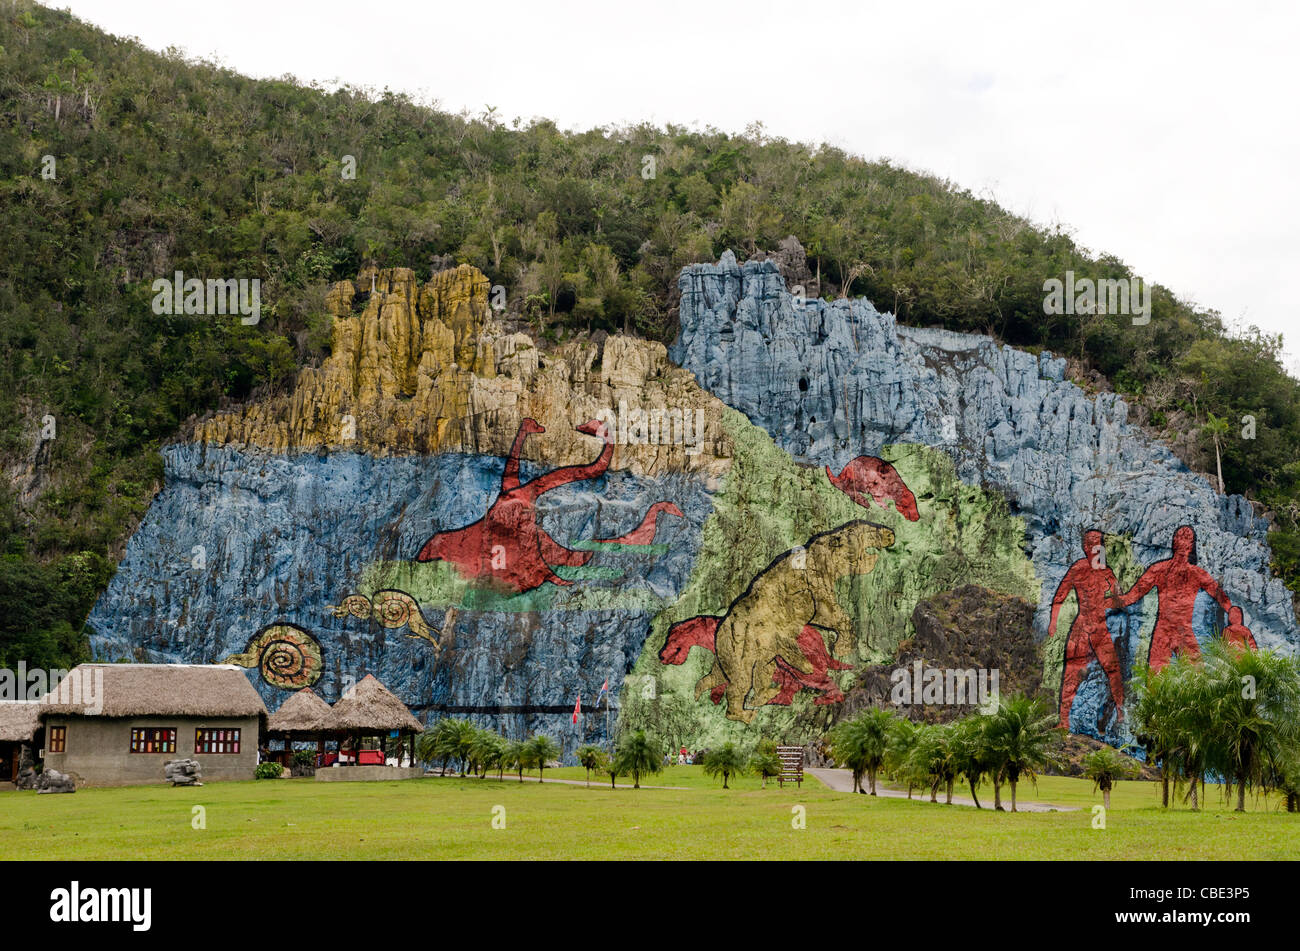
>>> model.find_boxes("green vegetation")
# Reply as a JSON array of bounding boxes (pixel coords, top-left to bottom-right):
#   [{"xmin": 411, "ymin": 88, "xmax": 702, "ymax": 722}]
[
  {"xmin": 610, "ymin": 729, "xmax": 662, "ymax": 789},
  {"xmin": 1130, "ymin": 641, "xmax": 1300, "ymax": 811},
  {"xmin": 749, "ymin": 739, "xmax": 782, "ymax": 789},
  {"xmin": 4, "ymin": 2, "xmax": 1300, "ymax": 674},
  {"xmin": 874, "ymin": 697, "xmax": 1062, "ymax": 811},
  {"xmin": 828, "ymin": 708, "xmax": 893, "ymax": 795},
  {"xmin": 1083, "ymin": 747, "xmax": 1140, "ymax": 810},
  {"xmin": 253, "ymin": 762, "xmax": 283, "ymax": 780},
  {"xmin": 702, "ymin": 742, "xmax": 747, "ymax": 789},
  {"xmin": 523, "ymin": 734, "xmax": 560, "ymax": 783},
  {"xmin": 574, "ymin": 744, "xmax": 606, "ymax": 787},
  {"xmin": 2, "ymin": 771, "xmax": 1298, "ymax": 861}
]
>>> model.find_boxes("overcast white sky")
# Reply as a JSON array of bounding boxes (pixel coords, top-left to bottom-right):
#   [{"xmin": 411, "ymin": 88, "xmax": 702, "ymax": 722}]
[{"xmin": 61, "ymin": 0, "xmax": 1300, "ymax": 370}]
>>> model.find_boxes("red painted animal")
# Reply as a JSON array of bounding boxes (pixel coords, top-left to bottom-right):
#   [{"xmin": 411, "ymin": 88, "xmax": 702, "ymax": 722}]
[
  {"xmin": 826, "ymin": 456, "xmax": 919, "ymax": 521},
  {"xmin": 659, "ymin": 616, "xmax": 853, "ymax": 706},
  {"xmin": 417, "ymin": 418, "xmax": 682, "ymax": 593}
]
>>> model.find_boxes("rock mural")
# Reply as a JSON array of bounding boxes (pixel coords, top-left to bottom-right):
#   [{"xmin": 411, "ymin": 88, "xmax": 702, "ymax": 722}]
[{"xmin": 85, "ymin": 257, "xmax": 1296, "ymax": 756}]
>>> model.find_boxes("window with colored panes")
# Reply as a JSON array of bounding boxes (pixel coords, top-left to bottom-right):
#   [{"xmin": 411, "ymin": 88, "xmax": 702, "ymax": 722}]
[
  {"xmin": 48, "ymin": 726, "xmax": 66, "ymax": 753},
  {"xmin": 195, "ymin": 728, "xmax": 241, "ymax": 754},
  {"xmin": 130, "ymin": 727, "xmax": 176, "ymax": 753}
]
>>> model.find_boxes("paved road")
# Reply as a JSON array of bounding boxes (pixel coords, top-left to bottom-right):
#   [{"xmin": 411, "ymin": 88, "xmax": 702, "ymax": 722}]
[{"xmin": 806, "ymin": 767, "xmax": 1076, "ymax": 812}]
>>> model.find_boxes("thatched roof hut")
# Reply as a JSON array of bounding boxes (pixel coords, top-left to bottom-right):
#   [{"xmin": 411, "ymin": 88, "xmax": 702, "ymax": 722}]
[
  {"xmin": 330, "ymin": 675, "xmax": 423, "ymax": 734},
  {"xmin": 0, "ymin": 702, "xmax": 40, "ymax": 742},
  {"xmin": 39, "ymin": 664, "xmax": 268, "ymax": 723},
  {"xmin": 267, "ymin": 687, "xmax": 334, "ymax": 734}
]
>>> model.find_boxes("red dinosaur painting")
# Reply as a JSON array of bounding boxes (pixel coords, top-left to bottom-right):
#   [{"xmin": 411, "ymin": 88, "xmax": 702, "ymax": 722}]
[
  {"xmin": 826, "ymin": 457, "xmax": 920, "ymax": 521},
  {"xmin": 416, "ymin": 418, "xmax": 682, "ymax": 593},
  {"xmin": 659, "ymin": 616, "xmax": 854, "ymax": 706}
]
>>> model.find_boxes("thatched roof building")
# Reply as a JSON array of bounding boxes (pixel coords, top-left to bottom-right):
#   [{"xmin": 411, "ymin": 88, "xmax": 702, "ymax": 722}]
[
  {"xmin": 40, "ymin": 664, "xmax": 268, "ymax": 722},
  {"xmin": 37, "ymin": 664, "xmax": 268, "ymax": 787},
  {"xmin": 0, "ymin": 702, "xmax": 40, "ymax": 742},
  {"xmin": 330, "ymin": 675, "xmax": 423, "ymax": 734},
  {"xmin": 267, "ymin": 687, "xmax": 334, "ymax": 734}
]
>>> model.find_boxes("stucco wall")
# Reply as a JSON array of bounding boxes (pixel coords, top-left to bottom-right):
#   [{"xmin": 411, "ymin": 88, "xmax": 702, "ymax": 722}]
[{"xmin": 42, "ymin": 716, "xmax": 260, "ymax": 786}]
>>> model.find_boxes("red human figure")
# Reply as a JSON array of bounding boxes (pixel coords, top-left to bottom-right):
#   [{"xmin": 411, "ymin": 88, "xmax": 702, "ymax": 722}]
[
  {"xmin": 1112, "ymin": 525, "xmax": 1234, "ymax": 673},
  {"xmin": 825, "ymin": 457, "xmax": 920, "ymax": 521},
  {"xmin": 417, "ymin": 418, "xmax": 682, "ymax": 593},
  {"xmin": 659, "ymin": 617, "xmax": 852, "ymax": 706},
  {"xmin": 1049, "ymin": 529, "xmax": 1125, "ymax": 729},
  {"xmin": 1223, "ymin": 606, "xmax": 1258, "ymax": 650}
]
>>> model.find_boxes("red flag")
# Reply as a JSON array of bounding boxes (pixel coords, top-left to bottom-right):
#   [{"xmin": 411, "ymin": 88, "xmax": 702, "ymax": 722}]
[{"xmin": 572, "ymin": 694, "xmax": 581, "ymax": 724}]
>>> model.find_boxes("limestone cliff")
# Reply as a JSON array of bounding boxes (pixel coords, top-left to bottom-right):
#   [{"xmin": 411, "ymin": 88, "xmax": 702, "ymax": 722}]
[
  {"xmin": 195, "ymin": 265, "xmax": 730, "ymax": 478},
  {"xmin": 84, "ymin": 257, "xmax": 1298, "ymax": 756}
]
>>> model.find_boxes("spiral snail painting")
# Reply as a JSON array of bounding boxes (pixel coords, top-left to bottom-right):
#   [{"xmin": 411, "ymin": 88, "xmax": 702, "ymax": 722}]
[
  {"xmin": 223, "ymin": 623, "xmax": 324, "ymax": 689},
  {"xmin": 331, "ymin": 589, "xmax": 447, "ymax": 652}
]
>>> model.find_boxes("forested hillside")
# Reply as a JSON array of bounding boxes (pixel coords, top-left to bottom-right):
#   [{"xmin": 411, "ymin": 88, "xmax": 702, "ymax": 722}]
[{"xmin": 2, "ymin": 1, "xmax": 1298, "ymax": 670}]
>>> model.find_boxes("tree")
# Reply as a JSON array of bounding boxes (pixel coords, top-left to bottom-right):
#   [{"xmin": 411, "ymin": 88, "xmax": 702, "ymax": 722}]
[
  {"xmin": 502, "ymin": 740, "xmax": 528, "ymax": 782},
  {"xmin": 612, "ymin": 730, "xmax": 662, "ymax": 789},
  {"xmin": 526, "ymin": 734, "xmax": 560, "ymax": 783},
  {"xmin": 702, "ymin": 742, "xmax": 747, "ymax": 789},
  {"xmin": 749, "ymin": 740, "xmax": 782, "ymax": 789},
  {"xmin": 601, "ymin": 754, "xmax": 623, "ymax": 789},
  {"xmin": 1203, "ymin": 639, "xmax": 1300, "ymax": 811},
  {"xmin": 828, "ymin": 708, "xmax": 894, "ymax": 794},
  {"xmin": 416, "ymin": 718, "xmax": 474, "ymax": 776},
  {"xmin": 949, "ymin": 716, "xmax": 994, "ymax": 809},
  {"xmin": 986, "ymin": 695, "xmax": 1060, "ymax": 812},
  {"xmin": 575, "ymin": 744, "xmax": 607, "ymax": 787},
  {"xmin": 1130, "ymin": 662, "xmax": 1183, "ymax": 808},
  {"xmin": 1132, "ymin": 657, "xmax": 1213, "ymax": 809},
  {"xmin": 1203, "ymin": 413, "xmax": 1230, "ymax": 494},
  {"xmin": 905, "ymin": 724, "xmax": 955, "ymax": 803},
  {"xmin": 884, "ymin": 716, "xmax": 922, "ymax": 799},
  {"xmin": 471, "ymin": 730, "xmax": 507, "ymax": 779},
  {"xmin": 439, "ymin": 718, "xmax": 478, "ymax": 776},
  {"xmin": 1083, "ymin": 746, "xmax": 1139, "ymax": 810}
]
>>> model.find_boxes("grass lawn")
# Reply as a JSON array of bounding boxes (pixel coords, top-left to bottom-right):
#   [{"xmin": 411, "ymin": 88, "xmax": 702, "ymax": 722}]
[{"xmin": 2, "ymin": 767, "xmax": 1297, "ymax": 860}]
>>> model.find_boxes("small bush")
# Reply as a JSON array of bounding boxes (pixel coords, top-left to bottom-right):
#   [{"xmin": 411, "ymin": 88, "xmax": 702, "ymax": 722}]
[{"xmin": 255, "ymin": 762, "xmax": 284, "ymax": 779}]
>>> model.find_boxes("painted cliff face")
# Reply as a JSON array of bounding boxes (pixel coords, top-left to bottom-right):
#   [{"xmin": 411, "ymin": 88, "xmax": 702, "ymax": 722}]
[
  {"xmin": 416, "ymin": 418, "xmax": 683, "ymax": 594},
  {"xmin": 671, "ymin": 254, "xmax": 1286, "ymax": 748},
  {"xmin": 85, "ymin": 262, "xmax": 1290, "ymax": 754}
]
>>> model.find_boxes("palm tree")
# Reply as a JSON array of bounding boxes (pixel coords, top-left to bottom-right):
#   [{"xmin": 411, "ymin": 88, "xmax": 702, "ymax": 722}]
[
  {"xmin": 702, "ymin": 742, "xmax": 747, "ymax": 789},
  {"xmin": 828, "ymin": 708, "xmax": 894, "ymax": 795},
  {"xmin": 602, "ymin": 754, "xmax": 623, "ymax": 789},
  {"xmin": 905, "ymin": 724, "xmax": 954, "ymax": 803},
  {"xmin": 1134, "ymin": 656, "xmax": 1217, "ymax": 809},
  {"xmin": 949, "ymin": 716, "xmax": 993, "ymax": 809},
  {"xmin": 575, "ymin": 744, "xmax": 606, "ymax": 786},
  {"xmin": 415, "ymin": 719, "xmax": 457, "ymax": 775},
  {"xmin": 502, "ymin": 740, "xmax": 528, "ymax": 782},
  {"xmin": 471, "ymin": 730, "xmax": 507, "ymax": 779},
  {"xmin": 1271, "ymin": 745, "xmax": 1300, "ymax": 813},
  {"xmin": 526, "ymin": 734, "xmax": 560, "ymax": 782},
  {"xmin": 1130, "ymin": 661, "xmax": 1183, "ymax": 807},
  {"xmin": 1202, "ymin": 639, "xmax": 1300, "ymax": 811},
  {"xmin": 613, "ymin": 730, "xmax": 662, "ymax": 789},
  {"xmin": 417, "ymin": 718, "xmax": 477, "ymax": 776},
  {"xmin": 749, "ymin": 740, "xmax": 782, "ymax": 789},
  {"xmin": 1202, "ymin": 413, "xmax": 1230, "ymax": 494},
  {"xmin": 883, "ymin": 716, "xmax": 921, "ymax": 799},
  {"xmin": 987, "ymin": 694, "xmax": 1060, "ymax": 812},
  {"xmin": 1083, "ymin": 746, "xmax": 1139, "ymax": 810}
]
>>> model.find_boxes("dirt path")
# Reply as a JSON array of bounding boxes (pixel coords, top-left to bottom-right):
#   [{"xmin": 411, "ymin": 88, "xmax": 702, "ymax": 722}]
[
  {"xmin": 426, "ymin": 773, "xmax": 689, "ymax": 790},
  {"xmin": 806, "ymin": 768, "xmax": 1076, "ymax": 812}
]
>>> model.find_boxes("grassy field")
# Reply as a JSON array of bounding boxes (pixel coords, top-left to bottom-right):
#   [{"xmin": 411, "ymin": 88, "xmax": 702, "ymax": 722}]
[{"xmin": 2, "ymin": 767, "xmax": 1297, "ymax": 860}]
